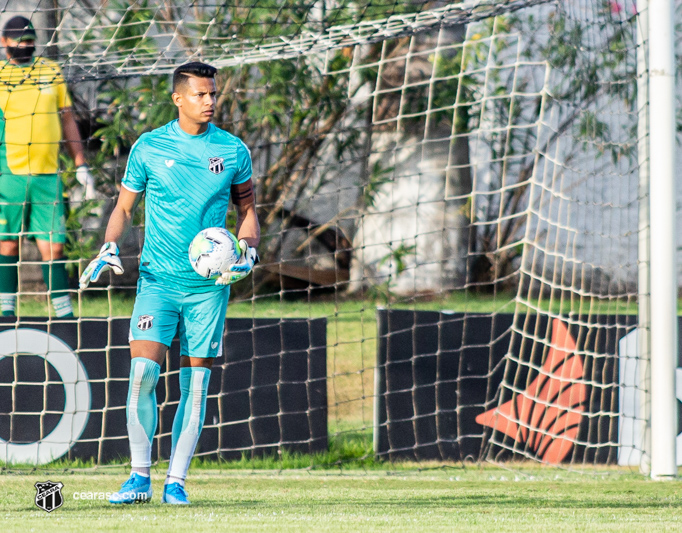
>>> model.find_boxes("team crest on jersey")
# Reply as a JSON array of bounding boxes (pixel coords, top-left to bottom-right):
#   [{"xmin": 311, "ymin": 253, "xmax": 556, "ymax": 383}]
[
  {"xmin": 208, "ymin": 157, "xmax": 224, "ymax": 174},
  {"xmin": 137, "ymin": 315, "xmax": 154, "ymax": 331}
]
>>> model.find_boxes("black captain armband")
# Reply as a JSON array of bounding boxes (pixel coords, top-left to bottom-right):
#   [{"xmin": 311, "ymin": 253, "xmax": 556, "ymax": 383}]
[{"xmin": 231, "ymin": 179, "xmax": 255, "ymax": 206}]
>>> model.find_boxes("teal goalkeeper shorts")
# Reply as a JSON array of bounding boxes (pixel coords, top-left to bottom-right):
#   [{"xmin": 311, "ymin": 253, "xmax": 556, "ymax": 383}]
[{"xmin": 129, "ymin": 273, "xmax": 230, "ymax": 358}]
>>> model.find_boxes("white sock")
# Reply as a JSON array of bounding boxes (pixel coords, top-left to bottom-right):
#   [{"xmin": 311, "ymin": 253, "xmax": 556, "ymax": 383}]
[
  {"xmin": 165, "ymin": 476, "xmax": 184, "ymax": 487},
  {"xmin": 0, "ymin": 293, "xmax": 16, "ymax": 315},
  {"xmin": 52, "ymin": 294, "xmax": 73, "ymax": 317},
  {"xmin": 126, "ymin": 359, "xmax": 160, "ymax": 473},
  {"xmin": 166, "ymin": 367, "xmax": 210, "ymax": 486}
]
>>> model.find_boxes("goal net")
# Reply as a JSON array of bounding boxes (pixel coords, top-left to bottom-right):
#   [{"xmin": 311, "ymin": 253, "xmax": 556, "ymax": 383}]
[{"xmin": 0, "ymin": 0, "xmax": 653, "ymax": 471}]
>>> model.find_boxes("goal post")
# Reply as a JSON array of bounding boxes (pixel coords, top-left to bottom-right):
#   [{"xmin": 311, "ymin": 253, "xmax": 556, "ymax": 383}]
[
  {"xmin": 636, "ymin": 0, "xmax": 651, "ymax": 476},
  {"xmin": 647, "ymin": 0, "xmax": 677, "ymax": 480}
]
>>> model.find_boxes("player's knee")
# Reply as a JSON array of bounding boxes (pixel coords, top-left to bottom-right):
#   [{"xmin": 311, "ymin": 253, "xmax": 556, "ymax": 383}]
[
  {"xmin": 179, "ymin": 355, "xmax": 214, "ymax": 369},
  {"xmin": 130, "ymin": 341, "xmax": 168, "ymax": 364},
  {"xmin": 129, "ymin": 357, "xmax": 161, "ymax": 393},
  {"xmin": 0, "ymin": 240, "xmax": 19, "ymax": 256}
]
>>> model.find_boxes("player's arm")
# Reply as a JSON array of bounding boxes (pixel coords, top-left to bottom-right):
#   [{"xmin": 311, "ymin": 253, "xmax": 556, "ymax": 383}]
[
  {"xmin": 216, "ymin": 178, "xmax": 260, "ymax": 286},
  {"xmin": 234, "ymin": 179, "xmax": 260, "ymax": 247},
  {"xmin": 79, "ymin": 187, "xmax": 142, "ymax": 289},
  {"xmin": 60, "ymin": 107, "xmax": 85, "ymax": 167},
  {"xmin": 61, "ymin": 106, "xmax": 97, "ymax": 200},
  {"xmin": 105, "ymin": 187, "xmax": 142, "ymax": 244}
]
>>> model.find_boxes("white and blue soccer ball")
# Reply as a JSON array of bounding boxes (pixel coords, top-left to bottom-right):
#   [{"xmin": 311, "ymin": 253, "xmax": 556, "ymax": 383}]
[{"xmin": 188, "ymin": 227, "xmax": 241, "ymax": 279}]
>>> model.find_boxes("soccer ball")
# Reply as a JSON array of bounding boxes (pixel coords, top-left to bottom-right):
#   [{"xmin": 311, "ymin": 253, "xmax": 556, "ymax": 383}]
[{"xmin": 188, "ymin": 227, "xmax": 241, "ymax": 279}]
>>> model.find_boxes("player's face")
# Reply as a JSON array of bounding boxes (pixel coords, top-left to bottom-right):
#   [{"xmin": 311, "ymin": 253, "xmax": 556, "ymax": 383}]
[
  {"xmin": 1, "ymin": 37, "xmax": 36, "ymax": 64},
  {"xmin": 174, "ymin": 76, "xmax": 217, "ymax": 124}
]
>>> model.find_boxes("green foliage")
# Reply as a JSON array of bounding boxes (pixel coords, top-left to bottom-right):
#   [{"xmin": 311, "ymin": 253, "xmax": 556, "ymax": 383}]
[
  {"xmin": 59, "ymin": 154, "xmax": 101, "ymax": 270},
  {"xmin": 379, "ymin": 242, "xmax": 416, "ymax": 276},
  {"xmin": 102, "ymin": 0, "xmax": 158, "ymax": 66},
  {"xmin": 63, "ymin": 203, "xmax": 99, "ymax": 275},
  {"xmin": 365, "ymin": 241, "xmax": 417, "ymax": 303},
  {"xmin": 362, "ymin": 162, "xmax": 394, "ymax": 208},
  {"xmin": 366, "ymin": 280, "xmax": 393, "ymax": 305},
  {"xmin": 94, "ymin": 76, "xmax": 175, "ymax": 158}
]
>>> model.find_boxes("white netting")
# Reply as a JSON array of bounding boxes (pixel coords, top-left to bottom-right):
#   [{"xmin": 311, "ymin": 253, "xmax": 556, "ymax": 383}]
[
  {"xmin": 17, "ymin": 0, "xmax": 554, "ymax": 79},
  {"xmin": 0, "ymin": 0, "xmax": 652, "ymax": 470}
]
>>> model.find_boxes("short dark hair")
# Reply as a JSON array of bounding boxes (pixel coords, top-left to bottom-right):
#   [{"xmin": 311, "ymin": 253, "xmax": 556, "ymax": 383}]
[{"xmin": 172, "ymin": 62, "xmax": 217, "ymax": 93}]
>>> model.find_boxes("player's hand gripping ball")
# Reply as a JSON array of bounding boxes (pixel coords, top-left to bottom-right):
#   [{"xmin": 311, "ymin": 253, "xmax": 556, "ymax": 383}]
[
  {"xmin": 79, "ymin": 242, "xmax": 124, "ymax": 289},
  {"xmin": 189, "ymin": 227, "xmax": 241, "ymax": 280},
  {"xmin": 215, "ymin": 239, "xmax": 259, "ymax": 286}
]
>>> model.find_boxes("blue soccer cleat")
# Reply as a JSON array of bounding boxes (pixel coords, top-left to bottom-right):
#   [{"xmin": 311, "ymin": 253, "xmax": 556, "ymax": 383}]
[
  {"xmin": 162, "ymin": 482, "xmax": 190, "ymax": 505},
  {"xmin": 109, "ymin": 473, "xmax": 153, "ymax": 504}
]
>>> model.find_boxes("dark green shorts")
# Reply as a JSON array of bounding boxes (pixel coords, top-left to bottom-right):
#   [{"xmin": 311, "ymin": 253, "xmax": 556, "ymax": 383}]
[{"xmin": 0, "ymin": 173, "xmax": 66, "ymax": 243}]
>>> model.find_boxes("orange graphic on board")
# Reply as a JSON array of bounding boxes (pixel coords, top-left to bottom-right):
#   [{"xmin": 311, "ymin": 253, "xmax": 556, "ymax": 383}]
[{"xmin": 475, "ymin": 318, "xmax": 586, "ymax": 464}]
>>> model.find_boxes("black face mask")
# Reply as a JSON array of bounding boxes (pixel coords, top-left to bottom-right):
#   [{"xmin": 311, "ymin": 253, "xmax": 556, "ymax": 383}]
[{"xmin": 7, "ymin": 45, "xmax": 34, "ymax": 64}]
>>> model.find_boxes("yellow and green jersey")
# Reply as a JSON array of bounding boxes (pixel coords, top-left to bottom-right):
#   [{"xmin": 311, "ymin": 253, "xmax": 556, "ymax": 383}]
[{"xmin": 0, "ymin": 57, "xmax": 72, "ymax": 176}]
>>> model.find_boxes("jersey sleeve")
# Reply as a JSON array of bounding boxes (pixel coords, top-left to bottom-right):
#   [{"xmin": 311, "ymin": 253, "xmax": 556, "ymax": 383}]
[
  {"xmin": 121, "ymin": 139, "xmax": 147, "ymax": 193},
  {"xmin": 233, "ymin": 142, "xmax": 252, "ymax": 185}
]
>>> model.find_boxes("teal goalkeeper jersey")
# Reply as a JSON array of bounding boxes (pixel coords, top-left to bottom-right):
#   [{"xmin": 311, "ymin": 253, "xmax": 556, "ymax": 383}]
[{"xmin": 121, "ymin": 119, "xmax": 252, "ymax": 292}]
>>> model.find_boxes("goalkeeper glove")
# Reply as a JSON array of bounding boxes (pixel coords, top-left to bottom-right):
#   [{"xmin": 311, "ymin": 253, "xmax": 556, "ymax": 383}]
[
  {"xmin": 215, "ymin": 239, "xmax": 259, "ymax": 286},
  {"xmin": 76, "ymin": 165, "xmax": 97, "ymax": 200},
  {"xmin": 79, "ymin": 242, "xmax": 124, "ymax": 289}
]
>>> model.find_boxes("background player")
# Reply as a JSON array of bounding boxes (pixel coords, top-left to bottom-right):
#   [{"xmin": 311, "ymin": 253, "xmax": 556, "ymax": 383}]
[
  {"xmin": 0, "ymin": 15, "xmax": 95, "ymax": 318},
  {"xmin": 79, "ymin": 61, "xmax": 260, "ymax": 505}
]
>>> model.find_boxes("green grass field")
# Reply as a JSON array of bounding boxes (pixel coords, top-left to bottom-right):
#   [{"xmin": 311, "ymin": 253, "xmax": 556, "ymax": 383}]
[{"xmin": 2, "ymin": 469, "xmax": 682, "ymax": 532}]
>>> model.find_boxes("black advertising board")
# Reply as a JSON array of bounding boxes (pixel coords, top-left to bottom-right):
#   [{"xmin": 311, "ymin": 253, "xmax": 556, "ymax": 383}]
[
  {"xmin": 375, "ymin": 309, "xmax": 638, "ymax": 464},
  {"xmin": 0, "ymin": 317, "xmax": 327, "ymax": 463}
]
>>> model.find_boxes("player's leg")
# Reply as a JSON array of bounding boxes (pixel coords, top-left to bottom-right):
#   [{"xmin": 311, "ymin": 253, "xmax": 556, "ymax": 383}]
[
  {"xmin": 163, "ymin": 356, "xmax": 213, "ymax": 505},
  {"xmin": 0, "ymin": 240, "xmax": 19, "ymax": 316},
  {"xmin": 109, "ymin": 340, "xmax": 166, "ymax": 505},
  {"xmin": 29, "ymin": 174, "xmax": 72, "ymax": 317},
  {"xmin": 163, "ymin": 287, "xmax": 229, "ymax": 505},
  {"xmin": 35, "ymin": 240, "xmax": 72, "ymax": 318},
  {"xmin": 127, "ymin": 340, "xmax": 166, "ymax": 476},
  {"xmin": 110, "ymin": 276, "xmax": 180, "ymax": 504},
  {"xmin": 0, "ymin": 173, "xmax": 29, "ymax": 316}
]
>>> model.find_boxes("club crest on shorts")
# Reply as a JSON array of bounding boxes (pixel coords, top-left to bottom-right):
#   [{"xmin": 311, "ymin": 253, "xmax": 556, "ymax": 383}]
[
  {"xmin": 208, "ymin": 156, "xmax": 224, "ymax": 174},
  {"xmin": 137, "ymin": 314, "xmax": 154, "ymax": 331},
  {"xmin": 35, "ymin": 480, "xmax": 64, "ymax": 513}
]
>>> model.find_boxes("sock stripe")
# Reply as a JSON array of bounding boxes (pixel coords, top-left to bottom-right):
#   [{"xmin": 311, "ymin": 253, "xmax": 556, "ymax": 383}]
[
  {"xmin": 128, "ymin": 362, "xmax": 145, "ymax": 426},
  {"xmin": 167, "ymin": 367, "xmax": 211, "ymax": 482},
  {"xmin": 188, "ymin": 370, "xmax": 208, "ymax": 429},
  {"xmin": 127, "ymin": 358, "xmax": 160, "ymax": 469},
  {"xmin": 0, "ymin": 293, "xmax": 16, "ymax": 314},
  {"xmin": 52, "ymin": 294, "xmax": 73, "ymax": 317}
]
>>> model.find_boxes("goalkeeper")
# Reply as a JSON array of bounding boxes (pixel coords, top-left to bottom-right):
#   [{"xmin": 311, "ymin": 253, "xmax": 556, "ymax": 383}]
[{"xmin": 79, "ymin": 61, "xmax": 260, "ymax": 505}]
